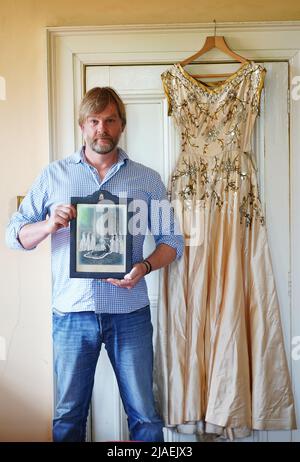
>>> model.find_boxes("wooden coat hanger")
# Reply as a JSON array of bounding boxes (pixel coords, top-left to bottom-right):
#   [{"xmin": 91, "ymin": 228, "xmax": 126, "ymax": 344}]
[{"xmin": 179, "ymin": 20, "xmax": 249, "ymax": 79}]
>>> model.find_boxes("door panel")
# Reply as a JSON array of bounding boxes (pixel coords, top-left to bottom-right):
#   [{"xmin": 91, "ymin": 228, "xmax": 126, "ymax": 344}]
[{"xmin": 86, "ymin": 62, "xmax": 292, "ymax": 442}]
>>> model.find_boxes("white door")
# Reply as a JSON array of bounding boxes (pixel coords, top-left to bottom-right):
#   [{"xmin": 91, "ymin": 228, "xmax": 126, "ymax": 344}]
[{"xmin": 85, "ymin": 62, "xmax": 293, "ymax": 442}]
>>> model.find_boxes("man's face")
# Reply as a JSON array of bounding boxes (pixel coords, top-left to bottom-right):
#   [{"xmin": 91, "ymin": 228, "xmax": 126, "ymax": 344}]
[{"xmin": 81, "ymin": 102, "xmax": 124, "ymax": 155}]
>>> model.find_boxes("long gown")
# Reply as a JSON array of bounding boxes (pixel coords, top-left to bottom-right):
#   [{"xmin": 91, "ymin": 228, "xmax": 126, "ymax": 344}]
[{"xmin": 155, "ymin": 61, "xmax": 296, "ymax": 439}]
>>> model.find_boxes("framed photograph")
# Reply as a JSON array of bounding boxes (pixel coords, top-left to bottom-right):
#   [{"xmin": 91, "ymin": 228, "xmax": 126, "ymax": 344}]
[{"xmin": 70, "ymin": 190, "xmax": 133, "ymax": 279}]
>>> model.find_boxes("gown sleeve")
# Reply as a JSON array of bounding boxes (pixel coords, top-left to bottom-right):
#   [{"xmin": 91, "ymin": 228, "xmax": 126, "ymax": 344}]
[
  {"xmin": 161, "ymin": 69, "xmax": 175, "ymax": 116},
  {"xmin": 251, "ymin": 65, "xmax": 267, "ymax": 115}
]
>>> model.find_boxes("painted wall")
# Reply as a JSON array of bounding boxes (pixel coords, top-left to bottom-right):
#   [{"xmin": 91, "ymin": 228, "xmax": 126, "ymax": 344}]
[{"xmin": 0, "ymin": 0, "xmax": 300, "ymax": 442}]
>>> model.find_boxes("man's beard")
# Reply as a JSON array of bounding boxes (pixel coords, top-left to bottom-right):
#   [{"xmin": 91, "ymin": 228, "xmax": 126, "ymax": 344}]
[{"xmin": 88, "ymin": 135, "xmax": 119, "ymax": 154}]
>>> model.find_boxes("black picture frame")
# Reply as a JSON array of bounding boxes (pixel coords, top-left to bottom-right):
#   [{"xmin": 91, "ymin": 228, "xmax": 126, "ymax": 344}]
[{"xmin": 70, "ymin": 190, "xmax": 133, "ymax": 279}]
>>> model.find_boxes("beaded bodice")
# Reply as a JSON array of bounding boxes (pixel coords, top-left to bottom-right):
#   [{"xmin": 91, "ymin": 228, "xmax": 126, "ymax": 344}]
[
  {"xmin": 162, "ymin": 61, "xmax": 266, "ymax": 157},
  {"xmin": 162, "ymin": 61, "xmax": 266, "ymax": 226}
]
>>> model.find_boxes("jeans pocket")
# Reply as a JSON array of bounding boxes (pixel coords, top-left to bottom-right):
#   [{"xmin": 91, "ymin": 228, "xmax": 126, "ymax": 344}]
[
  {"xmin": 131, "ymin": 305, "xmax": 150, "ymax": 315},
  {"xmin": 52, "ymin": 308, "xmax": 69, "ymax": 317}
]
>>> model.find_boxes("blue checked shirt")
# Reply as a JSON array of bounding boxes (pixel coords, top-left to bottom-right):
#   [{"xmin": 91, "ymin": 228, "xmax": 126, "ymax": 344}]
[{"xmin": 6, "ymin": 148, "xmax": 184, "ymax": 313}]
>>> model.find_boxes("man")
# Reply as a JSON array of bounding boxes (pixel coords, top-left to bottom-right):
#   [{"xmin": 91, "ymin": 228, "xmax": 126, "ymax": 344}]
[{"xmin": 6, "ymin": 87, "xmax": 184, "ymax": 442}]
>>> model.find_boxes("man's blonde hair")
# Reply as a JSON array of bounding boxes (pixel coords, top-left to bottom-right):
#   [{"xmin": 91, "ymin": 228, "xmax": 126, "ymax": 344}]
[{"xmin": 78, "ymin": 87, "xmax": 126, "ymax": 127}]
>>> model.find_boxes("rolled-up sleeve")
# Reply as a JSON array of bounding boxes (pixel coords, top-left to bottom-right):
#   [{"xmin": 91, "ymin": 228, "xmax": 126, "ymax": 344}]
[
  {"xmin": 148, "ymin": 173, "xmax": 184, "ymax": 260},
  {"xmin": 5, "ymin": 168, "xmax": 49, "ymax": 250}
]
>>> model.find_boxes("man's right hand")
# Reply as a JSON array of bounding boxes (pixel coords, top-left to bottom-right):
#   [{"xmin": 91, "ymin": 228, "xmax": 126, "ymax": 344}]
[{"xmin": 45, "ymin": 204, "xmax": 77, "ymax": 234}]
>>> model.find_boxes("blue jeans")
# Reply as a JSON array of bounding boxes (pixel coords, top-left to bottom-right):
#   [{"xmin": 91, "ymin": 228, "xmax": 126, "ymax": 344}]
[{"xmin": 52, "ymin": 305, "xmax": 164, "ymax": 442}]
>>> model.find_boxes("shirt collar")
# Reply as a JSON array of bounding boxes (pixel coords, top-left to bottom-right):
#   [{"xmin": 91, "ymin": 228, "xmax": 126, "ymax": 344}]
[{"xmin": 69, "ymin": 146, "xmax": 129, "ymax": 165}]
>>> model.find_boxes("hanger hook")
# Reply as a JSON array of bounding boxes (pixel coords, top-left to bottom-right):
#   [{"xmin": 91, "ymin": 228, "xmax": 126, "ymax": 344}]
[{"xmin": 213, "ymin": 19, "xmax": 217, "ymax": 37}]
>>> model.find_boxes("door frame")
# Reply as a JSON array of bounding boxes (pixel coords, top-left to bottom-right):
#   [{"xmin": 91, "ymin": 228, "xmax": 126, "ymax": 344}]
[{"xmin": 47, "ymin": 21, "xmax": 300, "ymax": 442}]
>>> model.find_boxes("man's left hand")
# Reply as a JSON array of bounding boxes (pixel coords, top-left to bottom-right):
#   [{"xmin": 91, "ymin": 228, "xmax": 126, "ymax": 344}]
[{"xmin": 106, "ymin": 263, "xmax": 147, "ymax": 289}]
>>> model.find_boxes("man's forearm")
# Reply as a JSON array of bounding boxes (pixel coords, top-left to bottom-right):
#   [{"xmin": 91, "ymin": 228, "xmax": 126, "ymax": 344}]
[
  {"xmin": 18, "ymin": 204, "xmax": 76, "ymax": 250},
  {"xmin": 18, "ymin": 220, "xmax": 51, "ymax": 250},
  {"xmin": 144, "ymin": 243, "xmax": 177, "ymax": 272}
]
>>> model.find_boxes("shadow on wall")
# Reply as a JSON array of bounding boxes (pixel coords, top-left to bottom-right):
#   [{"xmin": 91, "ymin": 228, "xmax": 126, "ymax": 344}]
[{"xmin": 0, "ymin": 381, "xmax": 52, "ymax": 442}]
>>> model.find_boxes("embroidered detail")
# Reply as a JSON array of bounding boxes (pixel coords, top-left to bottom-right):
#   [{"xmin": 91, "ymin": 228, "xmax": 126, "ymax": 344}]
[{"xmin": 171, "ymin": 153, "xmax": 264, "ymax": 225}]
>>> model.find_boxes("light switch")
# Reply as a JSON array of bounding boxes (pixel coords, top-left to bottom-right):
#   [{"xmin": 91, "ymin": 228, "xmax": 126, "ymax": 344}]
[
  {"xmin": 17, "ymin": 195, "xmax": 25, "ymax": 209},
  {"xmin": 0, "ymin": 336, "xmax": 6, "ymax": 361},
  {"xmin": 0, "ymin": 76, "xmax": 6, "ymax": 101}
]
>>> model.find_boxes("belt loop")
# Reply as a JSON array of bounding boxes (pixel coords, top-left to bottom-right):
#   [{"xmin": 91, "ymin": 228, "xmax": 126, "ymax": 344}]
[{"xmin": 96, "ymin": 312, "xmax": 102, "ymax": 335}]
